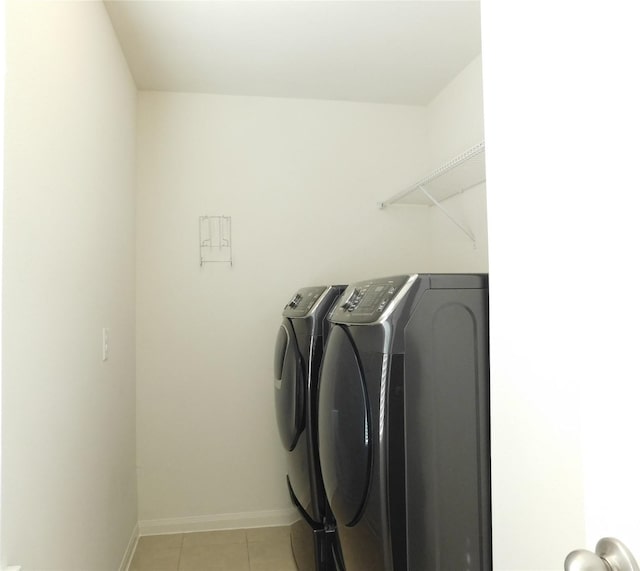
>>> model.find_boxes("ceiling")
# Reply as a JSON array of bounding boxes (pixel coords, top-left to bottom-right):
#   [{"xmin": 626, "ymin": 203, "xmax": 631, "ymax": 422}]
[{"xmin": 105, "ymin": 1, "xmax": 482, "ymax": 107}]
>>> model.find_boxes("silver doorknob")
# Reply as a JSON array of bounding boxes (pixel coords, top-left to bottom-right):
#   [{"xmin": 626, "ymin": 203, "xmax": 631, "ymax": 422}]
[
  {"xmin": 565, "ymin": 538, "xmax": 639, "ymax": 571},
  {"xmin": 565, "ymin": 549, "xmax": 611, "ymax": 571}
]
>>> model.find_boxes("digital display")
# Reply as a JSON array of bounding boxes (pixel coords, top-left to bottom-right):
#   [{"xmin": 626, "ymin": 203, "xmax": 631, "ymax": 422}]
[{"xmin": 302, "ymin": 290, "xmax": 321, "ymax": 311}]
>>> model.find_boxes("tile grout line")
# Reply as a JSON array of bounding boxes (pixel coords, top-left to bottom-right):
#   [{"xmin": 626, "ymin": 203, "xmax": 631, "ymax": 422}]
[
  {"xmin": 244, "ymin": 530, "xmax": 252, "ymax": 571},
  {"xmin": 175, "ymin": 533, "xmax": 185, "ymax": 571}
]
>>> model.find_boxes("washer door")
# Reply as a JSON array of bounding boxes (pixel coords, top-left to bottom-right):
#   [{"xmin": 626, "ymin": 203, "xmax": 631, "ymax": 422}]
[
  {"xmin": 274, "ymin": 320, "xmax": 305, "ymax": 451},
  {"xmin": 318, "ymin": 325, "xmax": 372, "ymax": 527}
]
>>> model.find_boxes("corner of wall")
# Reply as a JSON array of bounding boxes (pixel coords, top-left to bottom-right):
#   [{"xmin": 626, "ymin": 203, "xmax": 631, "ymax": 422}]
[{"xmin": 118, "ymin": 524, "xmax": 139, "ymax": 571}]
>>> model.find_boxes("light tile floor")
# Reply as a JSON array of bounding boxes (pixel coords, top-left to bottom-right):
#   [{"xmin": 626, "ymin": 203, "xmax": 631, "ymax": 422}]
[{"xmin": 129, "ymin": 526, "xmax": 297, "ymax": 571}]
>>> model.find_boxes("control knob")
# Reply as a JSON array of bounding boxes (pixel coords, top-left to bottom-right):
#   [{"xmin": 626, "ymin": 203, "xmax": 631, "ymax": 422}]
[
  {"xmin": 341, "ymin": 289, "xmax": 361, "ymax": 312},
  {"xmin": 287, "ymin": 294, "xmax": 303, "ymax": 309}
]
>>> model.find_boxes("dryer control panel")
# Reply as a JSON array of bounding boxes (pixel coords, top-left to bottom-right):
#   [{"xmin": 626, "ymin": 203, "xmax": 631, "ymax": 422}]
[
  {"xmin": 282, "ymin": 286, "xmax": 332, "ymax": 318},
  {"xmin": 330, "ymin": 275, "xmax": 415, "ymax": 324}
]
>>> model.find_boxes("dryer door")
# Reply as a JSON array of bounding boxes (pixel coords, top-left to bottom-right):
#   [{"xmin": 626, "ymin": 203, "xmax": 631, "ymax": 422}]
[
  {"xmin": 274, "ymin": 320, "xmax": 305, "ymax": 451},
  {"xmin": 318, "ymin": 325, "xmax": 372, "ymax": 527}
]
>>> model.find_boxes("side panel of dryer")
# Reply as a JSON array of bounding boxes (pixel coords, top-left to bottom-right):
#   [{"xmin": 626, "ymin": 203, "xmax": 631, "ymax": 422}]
[{"xmin": 404, "ymin": 287, "xmax": 491, "ymax": 571}]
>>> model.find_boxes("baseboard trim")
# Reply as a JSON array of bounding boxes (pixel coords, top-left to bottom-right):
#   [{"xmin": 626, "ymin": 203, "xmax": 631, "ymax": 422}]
[
  {"xmin": 138, "ymin": 508, "xmax": 298, "ymax": 536},
  {"xmin": 119, "ymin": 523, "xmax": 139, "ymax": 571}
]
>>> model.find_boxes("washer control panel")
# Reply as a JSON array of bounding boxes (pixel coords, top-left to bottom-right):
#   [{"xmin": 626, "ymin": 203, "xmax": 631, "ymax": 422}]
[
  {"xmin": 330, "ymin": 275, "xmax": 413, "ymax": 324},
  {"xmin": 282, "ymin": 286, "xmax": 331, "ymax": 318}
]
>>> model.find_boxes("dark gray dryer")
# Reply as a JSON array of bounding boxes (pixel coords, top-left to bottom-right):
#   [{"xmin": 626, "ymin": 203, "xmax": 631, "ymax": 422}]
[
  {"xmin": 317, "ymin": 274, "xmax": 491, "ymax": 571},
  {"xmin": 274, "ymin": 285, "xmax": 345, "ymax": 571}
]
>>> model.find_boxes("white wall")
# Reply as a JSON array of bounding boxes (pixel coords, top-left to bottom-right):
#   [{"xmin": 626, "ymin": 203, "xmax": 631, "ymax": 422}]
[
  {"xmin": 135, "ymin": 56, "xmax": 486, "ymax": 530},
  {"xmin": 2, "ymin": 2, "xmax": 138, "ymax": 569},
  {"xmin": 482, "ymin": 1, "xmax": 640, "ymax": 569},
  {"xmin": 421, "ymin": 55, "xmax": 487, "ymax": 271},
  {"xmin": 375, "ymin": 55, "xmax": 488, "ymax": 273},
  {"xmin": 0, "ymin": 0, "xmax": 5, "ymax": 564}
]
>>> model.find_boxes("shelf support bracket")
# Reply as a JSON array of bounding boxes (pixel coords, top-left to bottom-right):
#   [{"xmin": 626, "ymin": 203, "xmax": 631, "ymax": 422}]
[{"xmin": 418, "ymin": 184, "xmax": 476, "ymax": 248}]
